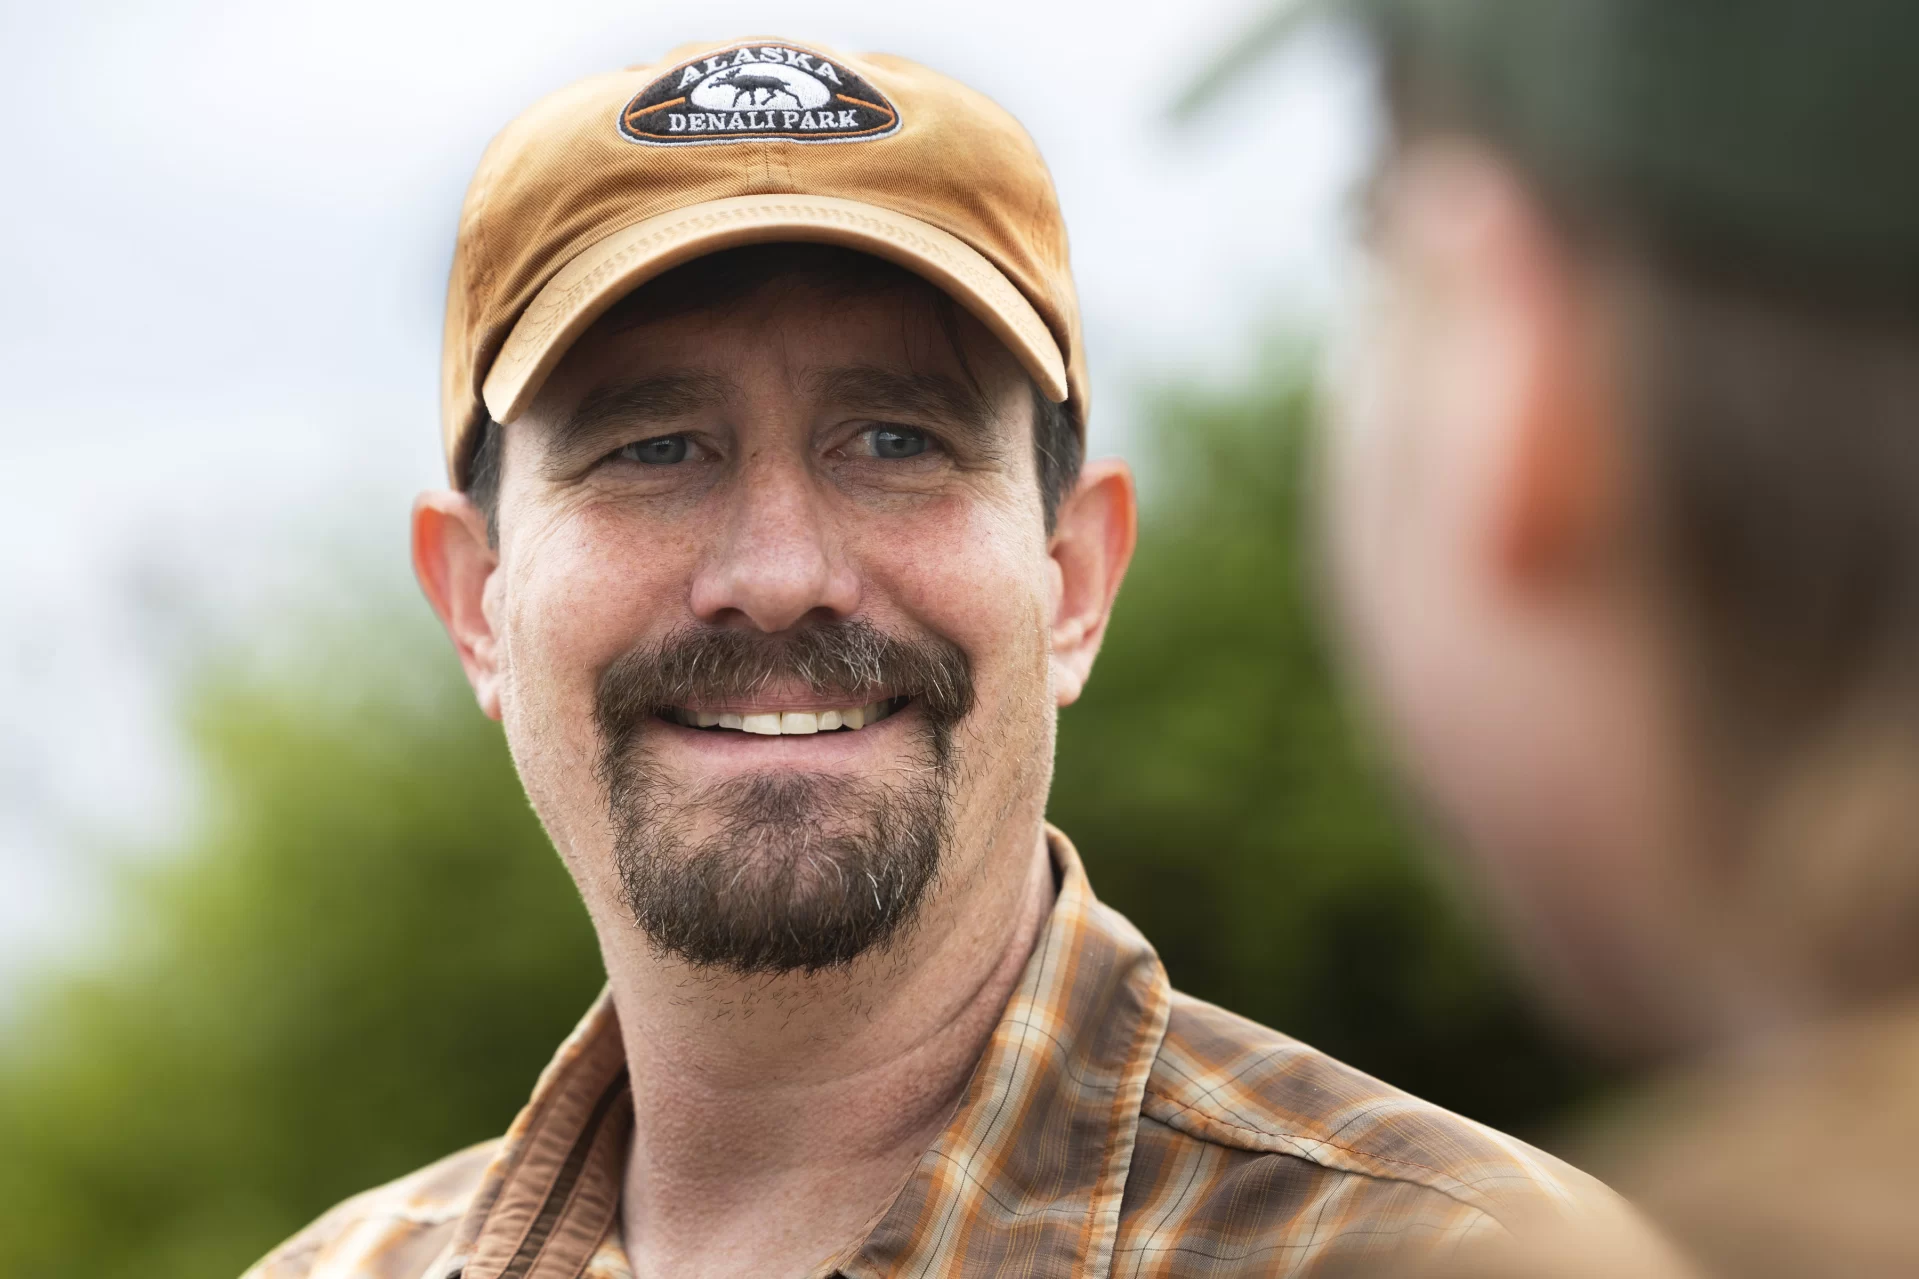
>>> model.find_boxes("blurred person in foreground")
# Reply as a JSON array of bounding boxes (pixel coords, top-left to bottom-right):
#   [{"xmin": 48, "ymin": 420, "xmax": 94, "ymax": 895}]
[
  {"xmin": 245, "ymin": 35, "xmax": 1617, "ymax": 1279},
  {"xmin": 1322, "ymin": 2, "xmax": 1919, "ymax": 1275}
]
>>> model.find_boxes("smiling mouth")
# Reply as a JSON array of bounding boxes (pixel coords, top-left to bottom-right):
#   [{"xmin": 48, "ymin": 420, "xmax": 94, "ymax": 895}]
[{"xmin": 662, "ymin": 696, "xmax": 910, "ymax": 736}]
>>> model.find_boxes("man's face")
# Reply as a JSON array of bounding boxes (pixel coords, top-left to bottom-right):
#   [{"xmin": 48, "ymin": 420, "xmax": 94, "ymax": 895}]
[{"xmin": 470, "ymin": 277, "xmax": 1064, "ymax": 975}]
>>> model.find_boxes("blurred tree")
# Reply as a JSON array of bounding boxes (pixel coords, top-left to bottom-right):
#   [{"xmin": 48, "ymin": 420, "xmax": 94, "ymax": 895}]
[
  {"xmin": 0, "ymin": 357, "xmax": 1602, "ymax": 1278},
  {"xmin": 1167, "ymin": 0, "xmax": 1325, "ymax": 122},
  {"xmin": 0, "ymin": 619, "xmax": 605, "ymax": 1278}
]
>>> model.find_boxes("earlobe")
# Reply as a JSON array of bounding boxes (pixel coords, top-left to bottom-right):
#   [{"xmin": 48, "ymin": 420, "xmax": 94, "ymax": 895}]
[
  {"xmin": 412, "ymin": 491, "xmax": 505, "ymax": 720},
  {"xmin": 1048, "ymin": 458, "xmax": 1138, "ymax": 707}
]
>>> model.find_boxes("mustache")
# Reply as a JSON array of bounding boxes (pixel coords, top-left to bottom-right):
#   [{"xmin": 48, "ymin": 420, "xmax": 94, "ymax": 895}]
[{"xmin": 593, "ymin": 618, "xmax": 975, "ymax": 756}]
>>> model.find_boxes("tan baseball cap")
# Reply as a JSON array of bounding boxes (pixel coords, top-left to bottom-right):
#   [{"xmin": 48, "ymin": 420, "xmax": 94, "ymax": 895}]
[{"xmin": 439, "ymin": 35, "xmax": 1088, "ymax": 485}]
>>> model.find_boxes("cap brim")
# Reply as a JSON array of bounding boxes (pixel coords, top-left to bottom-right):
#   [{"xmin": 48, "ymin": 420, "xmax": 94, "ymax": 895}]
[{"xmin": 481, "ymin": 193, "xmax": 1070, "ymax": 427}]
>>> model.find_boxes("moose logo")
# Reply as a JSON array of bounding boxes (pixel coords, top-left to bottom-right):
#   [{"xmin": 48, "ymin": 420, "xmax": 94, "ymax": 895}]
[
  {"xmin": 690, "ymin": 65, "xmax": 830, "ymax": 113},
  {"xmin": 620, "ymin": 43, "xmax": 901, "ymax": 146}
]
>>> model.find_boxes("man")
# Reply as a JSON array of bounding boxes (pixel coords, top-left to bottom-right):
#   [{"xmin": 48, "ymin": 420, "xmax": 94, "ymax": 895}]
[
  {"xmin": 1320, "ymin": 2, "xmax": 1919, "ymax": 1275},
  {"xmin": 247, "ymin": 37, "xmax": 1610, "ymax": 1279}
]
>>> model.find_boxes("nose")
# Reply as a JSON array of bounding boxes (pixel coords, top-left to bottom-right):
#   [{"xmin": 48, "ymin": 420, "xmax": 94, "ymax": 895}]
[{"xmin": 689, "ymin": 449, "xmax": 860, "ymax": 632}]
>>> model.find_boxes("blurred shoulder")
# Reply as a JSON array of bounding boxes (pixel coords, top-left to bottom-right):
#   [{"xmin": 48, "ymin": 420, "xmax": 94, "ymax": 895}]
[
  {"xmin": 1144, "ymin": 991, "xmax": 1614, "ymax": 1227},
  {"xmin": 1592, "ymin": 1001, "xmax": 1919, "ymax": 1279},
  {"xmin": 241, "ymin": 1140, "xmax": 500, "ymax": 1279}
]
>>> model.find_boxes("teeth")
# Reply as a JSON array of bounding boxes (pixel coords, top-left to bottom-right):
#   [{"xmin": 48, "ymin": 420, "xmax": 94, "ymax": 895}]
[{"xmin": 672, "ymin": 699, "xmax": 902, "ymax": 733}]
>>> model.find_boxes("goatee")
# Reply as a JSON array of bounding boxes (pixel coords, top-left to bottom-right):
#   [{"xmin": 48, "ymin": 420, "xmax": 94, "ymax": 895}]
[{"xmin": 593, "ymin": 619, "xmax": 973, "ymax": 975}]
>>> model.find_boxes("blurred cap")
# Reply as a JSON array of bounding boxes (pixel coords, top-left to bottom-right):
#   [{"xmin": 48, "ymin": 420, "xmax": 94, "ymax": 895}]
[
  {"xmin": 1348, "ymin": 0, "xmax": 1919, "ymax": 300},
  {"xmin": 440, "ymin": 36, "xmax": 1086, "ymax": 485}
]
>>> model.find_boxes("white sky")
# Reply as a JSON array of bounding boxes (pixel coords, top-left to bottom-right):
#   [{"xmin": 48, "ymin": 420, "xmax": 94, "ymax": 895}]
[{"xmin": 0, "ymin": 0, "xmax": 1372, "ymax": 993}]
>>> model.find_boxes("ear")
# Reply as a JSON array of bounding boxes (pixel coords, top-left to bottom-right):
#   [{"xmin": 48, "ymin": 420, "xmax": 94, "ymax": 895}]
[
  {"xmin": 1496, "ymin": 262, "xmax": 1621, "ymax": 593},
  {"xmin": 412, "ymin": 490, "xmax": 504, "ymax": 720},
  {"xmin": 1393, "ymin": 141, "xmax": 1624, "ymax": 596},
  {"xmin": 1048, "ymin": 457, "xmax": 1138, "ymax": 707}
]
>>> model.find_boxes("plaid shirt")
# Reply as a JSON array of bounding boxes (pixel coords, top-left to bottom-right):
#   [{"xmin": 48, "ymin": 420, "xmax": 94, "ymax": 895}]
[{"xmin": 246, "ymin": 829, "xmax": 1616, "ymax": 1278}]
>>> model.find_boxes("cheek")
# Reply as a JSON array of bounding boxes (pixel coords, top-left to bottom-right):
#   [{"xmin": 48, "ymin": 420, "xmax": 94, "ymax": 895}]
[
  {"xmin": 857, "ymin": 488, "xmax": 1052, "ymax": 690},
  {"xmin": 1327, "ymin": 258, "xmax": 1461, "ymax": 612},
  {"xmin": 1329, "ymin": 339, "xmax": 1491, "ymax": 818},
  {"xmin": 1329, "ymin": 336, "xmax": 1427, "ymax": 685},
  {"xmin": 860, "ymin": 491, "xmax": 1057, "ymax": 836},
  {"xmin": 495, "ymin": 508, "xmax": 699, "ymax": 770}
]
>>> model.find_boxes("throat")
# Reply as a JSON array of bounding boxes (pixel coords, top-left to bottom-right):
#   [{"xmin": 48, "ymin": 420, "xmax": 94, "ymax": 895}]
[{"xmin": 609, "ymin": 826, "xmax": 1059, "ymax": 1279}]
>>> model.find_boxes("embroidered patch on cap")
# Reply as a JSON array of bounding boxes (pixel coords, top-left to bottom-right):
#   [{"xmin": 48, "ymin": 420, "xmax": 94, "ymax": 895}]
[{"xmin": 620, "ymin": 43, "xmax": 901, "ymax": 146}]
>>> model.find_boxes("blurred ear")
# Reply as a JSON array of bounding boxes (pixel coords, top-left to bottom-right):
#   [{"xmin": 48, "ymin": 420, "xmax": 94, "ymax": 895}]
[
  {"xmin": 1048, "ymin": 457, "xmax": 1137, "ymax": 707},
  {"xmin": 412, "ymin": 490, "xmax": 503, "ymax": 720},
  {"xmin": 1493, "ymin": 203, "xmax": 1621, "ymax": 594},
  {"xmin": 1393, "ymin": 142, "xmax": 1624, "ymax": 597}
]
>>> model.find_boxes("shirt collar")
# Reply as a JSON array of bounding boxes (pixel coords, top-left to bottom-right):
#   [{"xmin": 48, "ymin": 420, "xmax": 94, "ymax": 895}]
[
  {"xmin": 445, "ymin": 826, "xmax": 1171, "ymax": 1279},
  {"xmin": 441, "ymin": 985, "xmax": 631, "ymax": 1279}
]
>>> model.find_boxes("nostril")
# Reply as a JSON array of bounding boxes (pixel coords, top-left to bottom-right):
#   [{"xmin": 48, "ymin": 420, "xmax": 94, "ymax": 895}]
[
  {"xmin": 695, "ymin": 603, "xmax": 855, "ymax": 635},
  {"xmin": 689, "ymin": 510, "xmax": 860, "ymax": 630}
]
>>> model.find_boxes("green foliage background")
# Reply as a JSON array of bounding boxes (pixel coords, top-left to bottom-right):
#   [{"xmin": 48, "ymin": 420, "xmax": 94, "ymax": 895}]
[{"xmin": 0, "ymin": 363, "xmax": 1599, "ymax": 1277}]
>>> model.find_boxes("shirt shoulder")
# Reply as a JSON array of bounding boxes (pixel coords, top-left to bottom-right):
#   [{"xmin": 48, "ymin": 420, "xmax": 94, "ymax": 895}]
[
  {"xmin": 241, "ymin": 1140, "xmax": 500, "ymax": 1279},
  {"xmin": 1140, "ymin": 991, "xmax": 1613, "ymax": 1229}
]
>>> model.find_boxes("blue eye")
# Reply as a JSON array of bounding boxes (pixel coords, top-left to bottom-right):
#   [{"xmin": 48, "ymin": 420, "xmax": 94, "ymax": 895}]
[
  {"xmin": 619, "ymin": 435, "xmax": 689, "ymax": 465},
  {"xmin": 868, "ymin": 427, "xmax": 927, "ymax": 460}
]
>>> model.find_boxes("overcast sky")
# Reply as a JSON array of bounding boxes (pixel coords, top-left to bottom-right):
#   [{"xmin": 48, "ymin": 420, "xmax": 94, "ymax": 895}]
[{"xmin": 0, "ymin": 0, "xmax": 1372, "ymax": 993}]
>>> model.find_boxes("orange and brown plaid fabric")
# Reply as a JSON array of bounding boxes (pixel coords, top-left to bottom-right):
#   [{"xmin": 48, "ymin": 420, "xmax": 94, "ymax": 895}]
[{"xmin": 246, "ymin": 830, "xmax": 1617, "ymax": 1278}]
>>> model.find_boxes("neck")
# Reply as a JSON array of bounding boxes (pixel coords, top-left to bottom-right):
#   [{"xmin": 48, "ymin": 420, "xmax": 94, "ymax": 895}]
[{"xmin": 607, "ymin": 822, "xmax": 1056, "ymax": 1279}]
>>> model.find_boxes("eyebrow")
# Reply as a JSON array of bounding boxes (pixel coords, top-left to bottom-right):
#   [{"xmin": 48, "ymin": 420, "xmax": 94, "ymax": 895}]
[
  {"xmin": 806, "ymin": 365, "xmax": 1004, "ymax": 453},
  {"xmin": 539, "ymin": 372, "xmax": 734, "ymax": 474}
]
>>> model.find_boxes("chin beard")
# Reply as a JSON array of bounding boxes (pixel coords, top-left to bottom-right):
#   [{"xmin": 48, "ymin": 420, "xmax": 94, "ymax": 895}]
[
  {"xmin": 593, "ymin": 619, "xmax": 971, "ymax": 976},
  {"xmin": 608, "ymin": 765, "xmax": 949, "ymax": 975}
]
